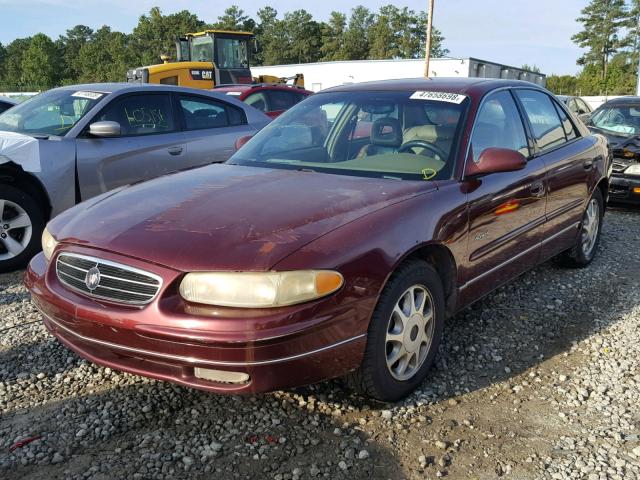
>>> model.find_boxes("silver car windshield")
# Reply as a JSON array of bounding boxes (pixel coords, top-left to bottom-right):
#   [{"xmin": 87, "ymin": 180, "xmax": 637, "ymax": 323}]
[{"xmin": 0, "ymin": 89, "xmax": 104, "ymax": 137}]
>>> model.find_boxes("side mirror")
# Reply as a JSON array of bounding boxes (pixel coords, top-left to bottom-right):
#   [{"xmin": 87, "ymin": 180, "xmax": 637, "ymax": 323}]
[
  {"xmin": 466, "ymin": 147, "xmax": 527, "ymax": 177},
  {"xmin": 89, "ymin": 121, "xmax": 121, "ymax": 138},
  {"xmin": 234, "ymin": 134, "xmax": 253, "ymax": 151}
]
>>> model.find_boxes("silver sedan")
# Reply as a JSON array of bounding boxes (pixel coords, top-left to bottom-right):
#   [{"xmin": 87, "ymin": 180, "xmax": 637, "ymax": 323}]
[{"xmin": 0, "ymin": 83, "xmax": 270, "ymax": 271}]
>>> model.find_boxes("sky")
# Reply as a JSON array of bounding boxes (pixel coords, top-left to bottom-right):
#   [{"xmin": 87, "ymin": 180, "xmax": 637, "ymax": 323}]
[{"xmin": 0, "ymin": 0, "xmax": 588, "ymax": 75}]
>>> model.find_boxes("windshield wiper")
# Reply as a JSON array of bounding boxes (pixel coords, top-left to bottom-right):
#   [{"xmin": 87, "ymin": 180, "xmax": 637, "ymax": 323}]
[{"xmin": 30, "ymin": 134, "xmax": 50, "ymax": 140}]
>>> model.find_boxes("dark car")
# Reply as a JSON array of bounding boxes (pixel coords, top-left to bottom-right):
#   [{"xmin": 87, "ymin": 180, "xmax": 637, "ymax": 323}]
[
  {"xmin": 583, "ymin": 96, "xmax": 640, "ymax": 205},
  {"xmin": 214, "ymin": 83, "xmax": 313, "ymax": 118},
  {"xmin": 25, "ymin": 78, "xmax": 609, "ymax": 401},
  {"xmin": 0, "ymin": 96, "xmax": 17, "ymax": 114},
  {"xmin": 556, "ymin": 95, "xmax": 592, "ymax": 116}
]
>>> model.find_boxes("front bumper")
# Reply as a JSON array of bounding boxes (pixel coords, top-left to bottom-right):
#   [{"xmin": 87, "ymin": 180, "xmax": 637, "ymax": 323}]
[
  {"xmin": 609, "ymin": 174, "xmax": 640, "ymax": 205},
  {"xmin": 25, "ymin": 248, "xmax": 370, "ymax": 394}
]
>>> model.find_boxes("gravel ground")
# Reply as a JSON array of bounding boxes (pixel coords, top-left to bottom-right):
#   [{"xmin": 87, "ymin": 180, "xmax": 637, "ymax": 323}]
[{"xmin": 1, "ymin": 206, "xmax": 639, "ymax": 480}]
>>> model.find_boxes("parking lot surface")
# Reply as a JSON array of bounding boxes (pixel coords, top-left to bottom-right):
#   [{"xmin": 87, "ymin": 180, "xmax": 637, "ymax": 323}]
[{"xmin": 1, "ymin": 207, "xmax": 639, "ymax": 480}]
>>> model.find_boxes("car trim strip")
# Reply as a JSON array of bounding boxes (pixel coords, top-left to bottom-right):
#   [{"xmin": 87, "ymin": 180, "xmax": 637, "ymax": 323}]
[
  {"xmin": 41, "ymin": 310, "xmax": 366, "ymax": 367},
  {"xmin": 460, "ymin": 221, "xmax": 580, "ymax": 290}
]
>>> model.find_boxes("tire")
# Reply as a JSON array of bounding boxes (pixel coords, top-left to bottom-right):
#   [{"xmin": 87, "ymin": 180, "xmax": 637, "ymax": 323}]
[
  {"xmin": 0, "ymin": 184, "xmax": 45, "ymax": 273},
  {"xmin": 556, "ymin": 188, "xmax": 603, "ymax": 268},
  {"xmin": 349, "ymin": 260, "xmax": 445, "ymax": 402}
]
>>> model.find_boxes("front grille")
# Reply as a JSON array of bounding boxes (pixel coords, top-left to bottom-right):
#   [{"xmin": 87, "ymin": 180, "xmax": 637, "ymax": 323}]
[{"xmin": 56, "ymin": 253, "xmax": 162, "ymax": 306}]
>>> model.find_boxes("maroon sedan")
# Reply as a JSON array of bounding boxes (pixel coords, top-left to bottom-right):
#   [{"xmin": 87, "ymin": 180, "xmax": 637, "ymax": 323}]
[
  {"xmin": 25, "ymin": 78, "xmax": 610, "ymax": 401},
  {"xmin": 214, "ymin": 83, "xmax": 312, "ymax": 118}
]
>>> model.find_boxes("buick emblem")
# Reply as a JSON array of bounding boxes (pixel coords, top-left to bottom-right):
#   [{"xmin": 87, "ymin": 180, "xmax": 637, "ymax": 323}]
[{"xmin": 85, "ymin": 266, "xmax": 101, "ymax": 291}]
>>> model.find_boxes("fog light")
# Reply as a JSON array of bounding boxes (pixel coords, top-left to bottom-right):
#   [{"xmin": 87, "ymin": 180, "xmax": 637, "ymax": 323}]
[
  {"xmin": 194, "ymin": 367, "xmax": 250, "ymax": 384},
  {"xmin": 633, "ymin": 187, "xmax": 640, "ymax": 194}
]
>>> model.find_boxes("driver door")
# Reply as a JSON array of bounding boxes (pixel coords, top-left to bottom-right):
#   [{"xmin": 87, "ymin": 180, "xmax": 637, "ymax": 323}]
[{"xmin": 75, "ymin": 93, "xmax": 187, "ymax": 200}]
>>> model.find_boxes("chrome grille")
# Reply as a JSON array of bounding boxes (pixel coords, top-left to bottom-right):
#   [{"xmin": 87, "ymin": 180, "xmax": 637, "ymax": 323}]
[{"xmin": 56, "ymin": 253, "xmax": 162, "ymax": 306}]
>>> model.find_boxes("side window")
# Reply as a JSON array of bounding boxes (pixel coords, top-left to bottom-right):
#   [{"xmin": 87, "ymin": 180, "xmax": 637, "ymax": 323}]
[
  {"xmin": 267, "ymin": 90, "xmax": 296, "ymax": 111},
  {"xmin": 469, "ymin": 90, "xmax": 529, "ymax": 163},
  {"xmin": 553, "ymin": 101, "xmax": 578, "ymax": 141},
  {"xmin": 98, "ymin": 94, "xmax": 175, "ymax": 136},
  {"xmin": 244, "ymin": 92, "xmax": 268, "ymax": 112},
  {"xmin": 179, "ymin": 95, "xmax": 246, "ymax": 130},
  {"xmin": 160, "ymin": 76, "xmax": 178, "ymax": 86},
  {"xmin": 515, "ymin": 90, "xmax": 567, "ymax": 152},
  {"xmin": 567, "ymin": 98, "xmax": 578, "ymax": 114}
]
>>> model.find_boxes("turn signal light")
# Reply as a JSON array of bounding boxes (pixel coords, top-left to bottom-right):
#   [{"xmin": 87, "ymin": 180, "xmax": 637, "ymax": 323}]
[{"xmin": 633, "ymin": 187, "xmax": 640, "ymax": 194}]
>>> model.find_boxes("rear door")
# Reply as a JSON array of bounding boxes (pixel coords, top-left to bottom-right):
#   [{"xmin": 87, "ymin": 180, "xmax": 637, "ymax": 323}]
[
  {"xmin": 76, "ymin": 93, "xmax": 187, "ymax": 199},
  {"xmin": 177, "ymin": 94, "xmax": 256, "ymax": 165},
  {"xmin": 514, "ymin": 89, "xmax": 591, "ymax": 260},
  {"xmin": 462, "ymin": 89, "xmax": 547, "ymax": 305}
]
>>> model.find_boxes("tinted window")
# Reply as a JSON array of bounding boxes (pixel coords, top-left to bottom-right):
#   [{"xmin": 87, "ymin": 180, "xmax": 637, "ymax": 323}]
[
  {"xmin": 576, "ymin": 98, "xmax": 591, "ymax": 114},
  {"xmin": 566, "ymin": 98, "xmax": 578, "ymax": 114},
  {"xmin": 179, "ymin": 95, "xmax": 246, "ymax": 130},
  {"xmin": 554, "ymin": 101, "xmax": 577, "ymax": 141},
  {"xmin": 98, "ymin": 94, "xmax": 175, "ymax": 136},
  {"xmin": 515, "ymin": 90, "xmax": 566, "ymax": 152},
  {"xmin": 470, "ymin": 90, "xmax": 529, "ymax": 162},
  {"xmin": 267, "ymin": 90, "xmax": 297, "ymax": 111},
  {"xmin": 245, "ymin": 92, "xmax": 268, "ymax": 112}
]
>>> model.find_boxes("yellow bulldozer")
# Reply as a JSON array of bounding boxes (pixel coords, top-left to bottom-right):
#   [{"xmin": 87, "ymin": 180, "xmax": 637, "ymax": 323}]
[{"xmin": 126, "ymin": 30, "xmax": 304, "ymax": 89}]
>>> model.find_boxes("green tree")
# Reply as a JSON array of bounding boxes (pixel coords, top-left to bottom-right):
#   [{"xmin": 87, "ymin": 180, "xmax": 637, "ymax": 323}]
[
  {"xmin": 254, "ymin": 7, "xmax": 287, "ymax": 65},
  {"xmin": 58, "ymin": 25, "xmax": 94, "ymax": 83},
  {"xmin": 76, "ymin": 26, "xmax": 133, "ymax": 82},
  {"xmin": 342, "ymin": 6, "xmax": 375, "ymax": 60},
  {"xmin": 572, "ymin": 0, "xmax": 629, "ymax": 80},
  {"xmin": 1, "ymin": 38, "xmax": 32, "ymax": 89},
  {"xmin": 320, "ymin": 12, "xmax": 347, "ymax": 61},
  {"xmin": 281, "ymin": 10, "xmax": 322, "ymax": 64},
  {"xmin": 546, "ymin": 75, "xmax": 579, "ymax": 95},
  {"xmin": 21, "ymin": 33, "xmax": 60, "ymax": 89},
  {"xmin": 212, "ymin": 5, "xmax": 255, "ymax": 31},
  {"xmin": 131, "ymin": 7, "xmax": 205, "ymax": 66},
  {"xmin": 521, "ymin": 64, "xmax": 541, "ymax": 73}
]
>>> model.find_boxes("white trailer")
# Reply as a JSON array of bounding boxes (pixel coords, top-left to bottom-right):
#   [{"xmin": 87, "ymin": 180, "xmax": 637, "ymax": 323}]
[{"xmin": 252, "ymin": 57, "xmax": 546, "ymax": 92}]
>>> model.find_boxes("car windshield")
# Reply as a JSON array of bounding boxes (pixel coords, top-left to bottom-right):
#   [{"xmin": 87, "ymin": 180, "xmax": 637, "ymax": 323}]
[
  {"xmin": 0, "ymin": 89, "xmax": 104, "ymax": 137},
  {"xmin": 215, "ymin": 37, "xmax": 249, "ymax": 69},
  {"xmin": 590, "ymin": 104, "xmax": 640, "ymax": 136},
  {"xmin": 230, "ymin": 90, "xmax": 468, "ymax": 181}
]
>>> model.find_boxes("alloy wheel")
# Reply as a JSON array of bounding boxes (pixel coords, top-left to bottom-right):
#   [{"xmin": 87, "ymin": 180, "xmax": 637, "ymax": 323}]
[
  {"xmin": 581, "ymin": 198, "xmax": 599, "ymax": 258},
  {"xmin": 385, "ymin": 284, "xmax": 435, "ymax": 381},
  {"xmin": 0, "ymin": 199, "xmax": 33, "ymax": 261}
]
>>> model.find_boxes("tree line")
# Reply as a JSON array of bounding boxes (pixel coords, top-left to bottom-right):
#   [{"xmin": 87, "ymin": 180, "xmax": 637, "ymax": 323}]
[
  {"xmin": 0, "ymin": 5, "xmax": 447, "ymax": 91},
  {"xmin": 547, "ymin": 0, "xmax": 639, "ymax": 96}
]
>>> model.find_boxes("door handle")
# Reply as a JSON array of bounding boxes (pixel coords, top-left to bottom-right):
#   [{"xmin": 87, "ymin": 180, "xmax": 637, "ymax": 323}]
[
  {"xmin": 529, "ymin": 181, "xmax": 545, "ymax": 197},
  {"xmin": 583, "ymin": 160, "xmax": 594, "ymax": 170},
  {"xmin": 168, "ymin": 146, "xmax": 183, "ymax": 156}
]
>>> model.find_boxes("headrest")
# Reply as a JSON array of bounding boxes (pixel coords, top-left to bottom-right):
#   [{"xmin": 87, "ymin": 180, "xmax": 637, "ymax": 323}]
[
  {"xmin": 370, "ymin": 117, "xmax": 402, "ymax": 147},
  {"xmin": 403, "ymin": 125, "xmax": 455, "ymax": 144}
]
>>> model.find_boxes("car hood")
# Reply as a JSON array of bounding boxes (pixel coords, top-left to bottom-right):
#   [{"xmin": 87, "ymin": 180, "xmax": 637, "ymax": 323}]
[
  {"xmin": 50, "ymin": 164, "xmax": 434, "ymax": 272},
  {"xmin": 588, "ymin": 126, "xmax": 640, "ymax": 152}
]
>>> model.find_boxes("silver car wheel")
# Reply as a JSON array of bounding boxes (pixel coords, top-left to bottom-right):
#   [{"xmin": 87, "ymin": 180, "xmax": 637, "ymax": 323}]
[
  {"xmin": 0, "ymin": 199, "xmax": 33, "ymax": 261},
  {"xmin": 581, "ymin": 198, "xmax": 599, "ymax": 258},
  {"xmin": 385, "ymin": 284, "xmax": 435, "ymax": 381}
]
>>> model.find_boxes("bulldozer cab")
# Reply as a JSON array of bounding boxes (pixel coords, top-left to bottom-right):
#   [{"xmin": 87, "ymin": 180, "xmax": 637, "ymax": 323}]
[{"xmin": 127, "ymin": 30, "xmax": 254, "ymax": 89}]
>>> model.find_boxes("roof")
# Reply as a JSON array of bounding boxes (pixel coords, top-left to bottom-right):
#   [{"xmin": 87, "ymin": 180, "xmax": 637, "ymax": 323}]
[
  {"xmin": 604, "ymin": 96, "xmax": 640, "ymax": 105},
  {"xmin": 53, "ymin": 83, "xmax": 251, "ymax": 99},
  {"xmin": 186, "ymin": 30, "xmax": 254, "ymax": 37},
  {"xmin": 320, "ymin": 77, "xmax": 544, "ymax": 95}
]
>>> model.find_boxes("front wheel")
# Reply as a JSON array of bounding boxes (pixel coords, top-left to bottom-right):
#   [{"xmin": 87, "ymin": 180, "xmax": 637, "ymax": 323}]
[
  {"xmin": 0, "ymin": 184, "xmax": 45, "ymax": 273},
  {"xmin": 349, "ymin": 260, "xmax": 445, "ymax": 402},
  {"xmin": 556, "ymin": 188, "xmax": 603, "ymax": 268}
]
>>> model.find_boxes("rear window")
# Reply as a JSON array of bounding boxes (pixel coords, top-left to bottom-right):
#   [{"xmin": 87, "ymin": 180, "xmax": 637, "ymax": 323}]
[{"xmin": 515, "ymin": 90, "xmax": 567, "ymax": 152}]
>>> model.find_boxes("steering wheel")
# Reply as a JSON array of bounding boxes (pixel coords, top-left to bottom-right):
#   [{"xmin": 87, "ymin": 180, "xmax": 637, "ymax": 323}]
[{"xmin": 399, "ymin": 140, "xmax": 448, "ymax": 160}]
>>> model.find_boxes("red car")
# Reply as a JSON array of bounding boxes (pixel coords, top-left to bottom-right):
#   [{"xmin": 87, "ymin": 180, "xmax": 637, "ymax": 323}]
[
  {"xmin": 26, "ymin": 78, "xmax": 610, "ymax": 401},
  {"xmin": 214, "ymin": 83, "xmax": 313, "ymax": 118}
]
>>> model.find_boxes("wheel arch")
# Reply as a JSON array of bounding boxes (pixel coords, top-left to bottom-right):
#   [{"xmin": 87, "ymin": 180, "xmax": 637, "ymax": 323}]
[
  {"xmin": 595, "ymin": 176, "xmax": 609, "ymax": 213},
  {"xmin": 394, "ymin": 243, "xmax": 458, "ymax": 318},
  {"xmin": 0, "ymin": 162, "xmax": 52, "ymax": 221}
]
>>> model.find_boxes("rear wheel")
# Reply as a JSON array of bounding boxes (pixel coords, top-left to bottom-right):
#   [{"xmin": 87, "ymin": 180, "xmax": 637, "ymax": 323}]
[
  {"xmin": 556, "ymin": 188, "xmax": 603, "ymax": 268},
  {"xmin": 0, "ymin": 184, "xmax": 45, "ymax": 273},
  {"xmin": 349, "ymin": 260, "xmax": 445, "ymax": 402}
]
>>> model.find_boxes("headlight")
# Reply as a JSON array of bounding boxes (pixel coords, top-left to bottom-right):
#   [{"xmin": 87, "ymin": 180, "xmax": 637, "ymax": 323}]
[
  {"xmin": 41, "ymin": 228, "xmax": 59, "ymax": 262},
  {"xmin": 179, "ymin": 270, "xmax": 344, "ymax": 308},
  {"xmin": 625, "ymin": 164, "xmax": 640, "ymax": 176}
]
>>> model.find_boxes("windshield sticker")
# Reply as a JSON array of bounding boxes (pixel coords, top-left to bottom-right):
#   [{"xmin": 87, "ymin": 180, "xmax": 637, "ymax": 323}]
[
  {"xmin": 422, "ymin": 168, "xmax": 437, "ymax": 180},
  {"xmin": 410, "ymin": 91, "xmax": 467, "ymax": 104},
  {"xmin": 225, "ymin": 92, "xmax": 242, "ymax": 96},
  {"xmin": 71, "ymin": 91, "xmax": 104, "ymax": 100}
]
